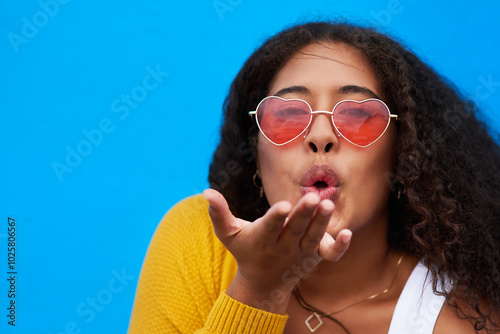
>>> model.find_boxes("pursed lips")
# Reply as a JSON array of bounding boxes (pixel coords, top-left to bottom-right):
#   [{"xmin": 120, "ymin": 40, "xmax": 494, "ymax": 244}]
[{"xmin": 300, "ymin": 164, "xmax": 340, "ymax": 201}]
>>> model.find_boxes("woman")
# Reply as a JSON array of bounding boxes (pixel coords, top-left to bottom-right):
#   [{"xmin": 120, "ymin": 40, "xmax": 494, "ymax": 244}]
[{"xmin": 129, "ymin": 21, "xmax": 500, "ymax": 333}]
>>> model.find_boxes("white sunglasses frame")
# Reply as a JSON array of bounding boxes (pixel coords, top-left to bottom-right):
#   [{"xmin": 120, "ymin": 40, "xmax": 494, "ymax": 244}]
[{"xmin": 248, "ymin": 95, "xmax": 399, "ymax": 147}]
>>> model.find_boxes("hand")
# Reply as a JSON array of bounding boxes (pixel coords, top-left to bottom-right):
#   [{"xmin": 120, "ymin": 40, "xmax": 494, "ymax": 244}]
[{"xmin": 203, "ymin": 188, "xmax": 351, "ymax": 313}]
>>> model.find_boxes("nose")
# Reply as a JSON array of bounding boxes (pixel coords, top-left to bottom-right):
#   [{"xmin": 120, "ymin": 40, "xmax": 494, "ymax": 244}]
[{"xmin": 304, "ymin": 113, "xmax": 338, "ymax": 153}]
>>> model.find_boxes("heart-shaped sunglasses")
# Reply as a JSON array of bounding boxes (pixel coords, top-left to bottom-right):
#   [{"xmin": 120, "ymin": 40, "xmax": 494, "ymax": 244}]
[{"xmin": 249, "ymin": 96, "xmax": 398, "ymax": 147}]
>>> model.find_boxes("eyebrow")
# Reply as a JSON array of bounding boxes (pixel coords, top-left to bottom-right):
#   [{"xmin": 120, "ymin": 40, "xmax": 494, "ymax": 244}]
[
  {"xmin": 273, "ymin": 85, "xmax": 381, "ymax": 100},
  {"xmin": 338, "ymin": 85, "xmax": 381, "ymax": 100},
  {"xmin": 273, "ymin": 86, "xmax": 310, "ymax": 97}
]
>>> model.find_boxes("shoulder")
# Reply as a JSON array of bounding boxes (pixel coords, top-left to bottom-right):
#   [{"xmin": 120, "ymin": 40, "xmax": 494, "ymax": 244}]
[
  {"xmin": 131, "ymin": 195, "xmax": 236, "ymax": 315},
  {"xmin": 149, "ymin": 194, "xmax": 224, "ymax": 261},
  {"xmin": 390, "ymin": 259, "xmax": 486, "ymax": 334},
  {"xmin": 149, "ymin": 194, "xmax": 236, "ymax": 277},
  {"xmin": 154, "ymin": 194, "xmax": 213, "ymax": 244},
  {"xmin": 161, "ymin": 193, "xmax": 211, "ymax": 226},
  {"xmin": 389, "ymin": 259, "xmax": 446, "ymax": 333},
  {"xmin": 130, "ymin": 195, "xmax": 236, "ymax": 332},
  {"xmin": 434, "ymin": 302, "xmax": 477, "ymax": 334},
  {"xmin": 434, "ymin": 297, "xmax": 499, "ymax": 334}
]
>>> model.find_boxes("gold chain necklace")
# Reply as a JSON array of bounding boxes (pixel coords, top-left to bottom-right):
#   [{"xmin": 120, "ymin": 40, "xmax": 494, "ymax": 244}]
[{"xmin": 293, "ymin": 254, "xmax": 404, "ymax": 333}]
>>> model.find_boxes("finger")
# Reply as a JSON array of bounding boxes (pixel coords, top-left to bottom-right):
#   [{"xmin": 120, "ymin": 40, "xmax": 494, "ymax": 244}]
[
  {"xmin": 299, "ymin": 199, "xmax": 334, "ymax": 251},
  {"xmin": 278, "ymin": 193, "xmax": 320, "ymax": 245},
  {"xmin": 318, "ymin": 229, "xmax": 352, "ymax": 262},
  {"xmin": 203, "ymin": 189, "xmax": 246, "ymax": 241},
  {"xmin": 251, "ymin": 200, "xmax": 292, "ymax": 242}
]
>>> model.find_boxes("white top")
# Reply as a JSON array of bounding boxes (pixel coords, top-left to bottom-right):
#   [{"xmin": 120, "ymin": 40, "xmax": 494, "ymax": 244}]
[{"xmin": 388, "ymin": 261, "xmax": 448, "ymax": 334}]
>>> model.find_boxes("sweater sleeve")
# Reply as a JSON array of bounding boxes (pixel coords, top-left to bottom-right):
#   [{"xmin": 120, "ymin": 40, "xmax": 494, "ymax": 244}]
[{"xmin": 128, "ymin": 194, "xmax": 288, "ymax": 333}]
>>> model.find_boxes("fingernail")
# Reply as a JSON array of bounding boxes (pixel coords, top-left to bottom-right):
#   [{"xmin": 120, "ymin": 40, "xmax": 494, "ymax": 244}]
[
  {"xmin": 320, "ymin": 200, "xmax": 334, "ymax": 213},
  {"xmin": 277, "ymin": 201, "xmax": 292, "ymax": 215},
  {"xmin": 202, "ymin": 189, "xmax": 213, "ymax": 200},
  {"xmin": 304, "ymin": 192, "xmax": 320, "ymax": 206},
  {"xmin": 342, "ymin": 232, "xmax": 352, "ymax": 244}
]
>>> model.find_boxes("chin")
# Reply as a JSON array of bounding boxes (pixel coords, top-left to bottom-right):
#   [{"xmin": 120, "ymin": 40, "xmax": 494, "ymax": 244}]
[{"xmin": 325, "ymin": 218, "xmax": 344, "ymax": 238}]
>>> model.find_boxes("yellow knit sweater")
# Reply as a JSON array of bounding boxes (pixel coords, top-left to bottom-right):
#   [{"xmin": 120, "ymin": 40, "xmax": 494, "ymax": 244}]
[{"xmin": 128, "ymin": 194, "xmax": 289, "ymax": 333}]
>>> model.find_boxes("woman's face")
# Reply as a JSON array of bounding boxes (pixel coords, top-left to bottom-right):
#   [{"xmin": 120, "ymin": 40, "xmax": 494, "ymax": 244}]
[{"xmin": 257, "ymin": 42, "xmax": 397, "ymax": 238}]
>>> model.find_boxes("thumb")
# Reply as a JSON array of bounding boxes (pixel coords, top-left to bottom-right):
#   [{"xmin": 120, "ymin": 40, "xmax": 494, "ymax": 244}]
[{"xmin": 203, "ymin": 189, "xmax": 246, "ymax": 242}]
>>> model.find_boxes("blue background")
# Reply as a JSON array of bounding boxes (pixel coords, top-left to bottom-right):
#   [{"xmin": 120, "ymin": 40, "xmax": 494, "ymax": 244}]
[{"xmin": 1, "ymin": 0, "xmax": 499, "ymax": 333}]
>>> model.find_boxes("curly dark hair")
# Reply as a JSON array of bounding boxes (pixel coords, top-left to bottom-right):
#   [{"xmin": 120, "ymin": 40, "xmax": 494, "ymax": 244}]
[{"xmin": 208, "ymin": 20, "xmax": 500, "ymax": 331}]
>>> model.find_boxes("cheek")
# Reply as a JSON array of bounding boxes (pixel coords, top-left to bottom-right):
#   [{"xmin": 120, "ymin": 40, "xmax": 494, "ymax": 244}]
[
  {"xmin": 257, "ymin": 140, "xmax": 302, "ymax": 205},
  {"xmin": 334, "ymin": 140, "xmax": 396, "ymax": 220},
  {"xmin": 354, "ymin": 146, "xmax": 395, "ymax": 197},
  {"xmin": 356, "ymin": 124, "xmax": 397, "ymax": 190},
  {"xmin": 328, "ymin": 162, "xmax": 393, "ymax": 235}
]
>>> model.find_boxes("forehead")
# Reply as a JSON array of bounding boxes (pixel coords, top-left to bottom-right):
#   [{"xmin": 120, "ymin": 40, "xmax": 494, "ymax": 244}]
[{"xmin": 269, "ymin": 42, "xmax": 381, "ymax": 99}]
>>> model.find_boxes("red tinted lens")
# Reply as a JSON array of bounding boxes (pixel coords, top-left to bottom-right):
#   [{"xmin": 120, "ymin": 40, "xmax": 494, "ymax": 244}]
[
  {"xmin": 256, "ymin": 97, "xmax": 311, "ymax": 145},
  {"xmin": 332, "ymin": 100, "xmax": 390, "ymax": 146}
]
